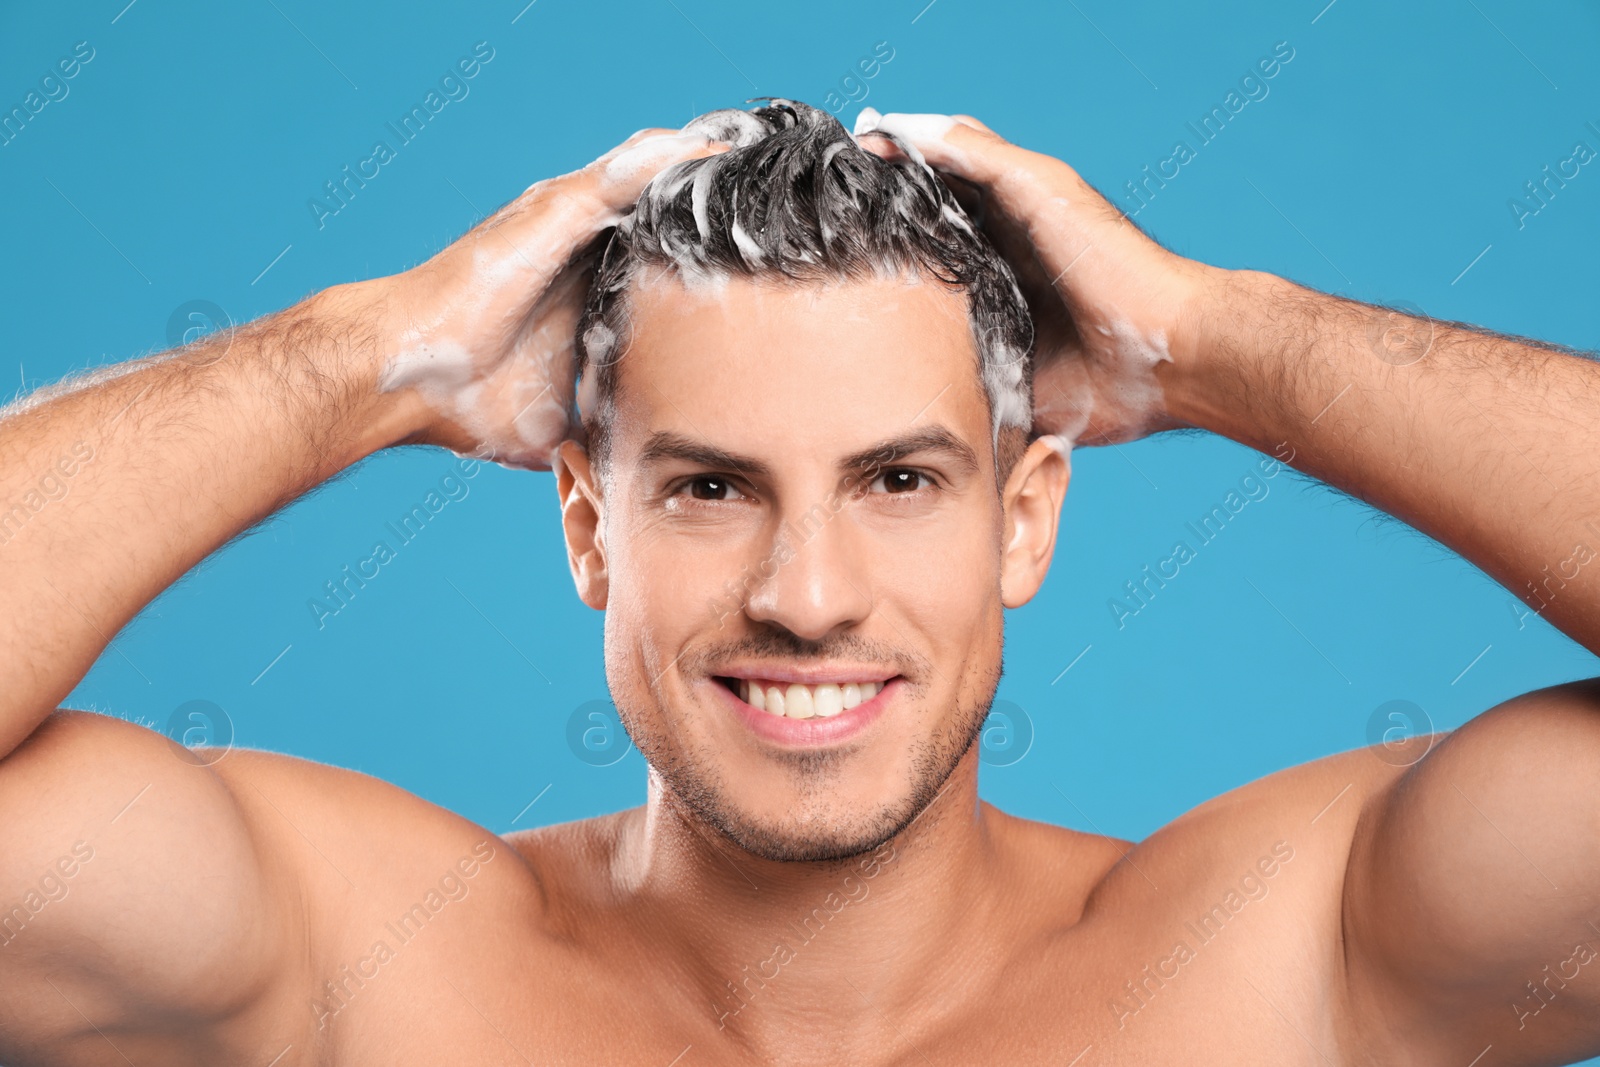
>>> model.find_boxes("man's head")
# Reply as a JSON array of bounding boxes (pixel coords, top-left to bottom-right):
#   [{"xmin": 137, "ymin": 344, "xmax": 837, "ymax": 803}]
[
  {"xmin": 577, "ymin": 99, "xmax": 1034, "ymax": 477},
  {"xmin": 557, "ymin": 101, "xmax": 1068, "ymax": 864}
]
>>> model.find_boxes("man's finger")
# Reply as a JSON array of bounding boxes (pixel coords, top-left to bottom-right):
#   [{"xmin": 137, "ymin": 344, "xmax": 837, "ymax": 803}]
[
  {"xmin": 851, "ymin": 108, "xmax": 1007, "ymax": 183},
  {"xmin": 584, "ymin": 127, "xmax": 730, "ymax": 208},
  {"xmin": 464, "ymin": 126, "xmax": 728, "ymax": 289},
  {"xmin": 949, "ymin": 113, "xmax": 995, "ymax": 134}
]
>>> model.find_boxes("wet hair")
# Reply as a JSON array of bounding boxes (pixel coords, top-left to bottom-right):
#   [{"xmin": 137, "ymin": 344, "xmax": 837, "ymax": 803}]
[{"xmin": 576, "ymin": 98, "xmax": 1035, "ymax": 477}]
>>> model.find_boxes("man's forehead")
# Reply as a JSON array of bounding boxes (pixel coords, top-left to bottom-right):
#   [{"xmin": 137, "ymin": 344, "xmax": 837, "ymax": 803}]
[{"xmin": 607, "ymin": 270, "xmax": 992, "ymax": 466}]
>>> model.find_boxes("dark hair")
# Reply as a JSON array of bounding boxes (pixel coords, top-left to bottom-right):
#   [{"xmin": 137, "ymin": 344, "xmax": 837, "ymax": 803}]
[{"xmin": 577, "ymin": 99, "xmax": 1034, "ymax": 472}]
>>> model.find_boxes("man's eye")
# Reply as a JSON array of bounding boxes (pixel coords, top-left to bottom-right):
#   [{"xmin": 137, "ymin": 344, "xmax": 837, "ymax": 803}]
[
  {"xmin": 873, "ymin": 469, "xmax": 928, "ymax": 494},
  {"xmin": 687, "ymin": 476, "xmax": 742, "ymax": 501}
]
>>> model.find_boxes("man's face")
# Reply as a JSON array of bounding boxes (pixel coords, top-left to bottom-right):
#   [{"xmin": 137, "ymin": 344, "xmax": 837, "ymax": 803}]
[{"xmin": 588, "ymin": 270, "xmax": 1014, "ymax": 862}]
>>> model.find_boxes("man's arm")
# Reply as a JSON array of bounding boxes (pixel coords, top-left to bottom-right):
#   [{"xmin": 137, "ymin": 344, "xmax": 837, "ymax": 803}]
[
  {"xmin": 0, "ymin": 289, "xmax": 413, "ymax": 751},
  {"xmin": 1176, "ymin": 271, "xmax": 1600, "ymax": 650},
  {"xmin": 858, "ymin": 112, "xmax": 1600, "ymax": 1061},
  {"xmin": 0, "ymin": 126, "xmax": 721, "ymax": 1056}
]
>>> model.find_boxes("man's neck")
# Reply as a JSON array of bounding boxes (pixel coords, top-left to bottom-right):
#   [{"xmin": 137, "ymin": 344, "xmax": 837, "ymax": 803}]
[{"xmin": 609, "ymin": 751, "xmax": 1008, "ymax": 1056}]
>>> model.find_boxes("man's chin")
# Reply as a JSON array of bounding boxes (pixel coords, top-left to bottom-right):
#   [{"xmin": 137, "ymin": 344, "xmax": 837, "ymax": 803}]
[
  {"xmin": 658, "ymin": 760, "xmax": 957, "ymax": 865},
  {"xmin": 709, "ymin": 806, "xmax": 915, "ymax": 865}
]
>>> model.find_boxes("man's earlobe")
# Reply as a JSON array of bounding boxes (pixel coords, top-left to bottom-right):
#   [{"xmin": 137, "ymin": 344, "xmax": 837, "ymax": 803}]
[
  {"xmin": 1000, "ymin": 435, "xmax": 1070, "ymax": 609},
  {"xmin": 554, "ymin": 440, "xmax": 608, "ymax": 610}
]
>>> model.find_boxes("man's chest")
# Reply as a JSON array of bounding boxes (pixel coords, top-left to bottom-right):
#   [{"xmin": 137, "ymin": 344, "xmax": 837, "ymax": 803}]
[{"xmin": 287, "ymin": 899, "xmax": 1352, "ymax": 1067}]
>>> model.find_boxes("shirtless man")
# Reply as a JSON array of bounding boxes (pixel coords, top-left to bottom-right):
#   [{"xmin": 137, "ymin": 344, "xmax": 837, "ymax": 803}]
[{"xmin": 2, "ymin": 99, "xmax": 1597, "ymax": 1065}]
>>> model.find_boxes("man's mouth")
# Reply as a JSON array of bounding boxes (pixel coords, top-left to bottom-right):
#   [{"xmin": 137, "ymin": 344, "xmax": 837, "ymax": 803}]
[
  {"xmin": 710, "ymin": 670, "xmax": 902, "ymax": 746},
  {"xmin": 717, "ymin": 678, "xmax": 885, "ymax": 719}
]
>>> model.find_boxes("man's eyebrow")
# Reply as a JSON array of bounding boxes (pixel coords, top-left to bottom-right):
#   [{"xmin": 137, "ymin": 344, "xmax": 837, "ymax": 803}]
[
  {"xmin": 637, "ymin": 431, "xmax": 773, "ymax": 477},
  {"xmin": 635, "ymin": 426, "xmax": 981, "ymax": 479},
  {"xmin": 841, "ymin": 426, "xmax": 981, "ymax": 475}
]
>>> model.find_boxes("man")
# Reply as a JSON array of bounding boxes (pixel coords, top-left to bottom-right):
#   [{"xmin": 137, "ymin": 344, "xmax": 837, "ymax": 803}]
[{"xmin": 0, "ymin": 98, "xmax": 1596, "ymax": 1064}]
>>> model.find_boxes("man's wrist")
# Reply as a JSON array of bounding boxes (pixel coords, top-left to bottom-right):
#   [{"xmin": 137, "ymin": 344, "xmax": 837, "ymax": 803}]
[
  {"xmin": 274, "ymin": 280, "xmax": 435, "ymax": 466},
  {"xmin": 1162, "ymin": 267, "xmax": 1293, "ymax": 442}
]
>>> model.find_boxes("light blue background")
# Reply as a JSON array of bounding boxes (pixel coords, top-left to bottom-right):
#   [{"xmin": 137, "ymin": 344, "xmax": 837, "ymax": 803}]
[{"xmin": 4, "ymin": 0, "xmax": 1598, "ymax": 1057}]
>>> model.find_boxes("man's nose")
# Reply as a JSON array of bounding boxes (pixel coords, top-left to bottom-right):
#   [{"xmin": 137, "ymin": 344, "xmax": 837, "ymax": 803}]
[{"xmin": 741, "ymin": 504, "xmax": 873, "ymax": 641}]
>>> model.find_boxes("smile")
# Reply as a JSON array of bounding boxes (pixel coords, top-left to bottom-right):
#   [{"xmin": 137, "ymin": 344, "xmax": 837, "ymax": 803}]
[
  {"xmin": 731, "ymin": 678, "xmax": 883, "ymax": 719},
  {"xmin": 711, "ymin": 672, "xmax": 901, "ymax": 746}
]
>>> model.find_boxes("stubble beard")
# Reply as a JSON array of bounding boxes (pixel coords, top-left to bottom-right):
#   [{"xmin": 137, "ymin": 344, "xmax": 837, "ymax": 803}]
[{"xmin": 619, "ymin": 670, "xmax": 999, "ymax": 865}]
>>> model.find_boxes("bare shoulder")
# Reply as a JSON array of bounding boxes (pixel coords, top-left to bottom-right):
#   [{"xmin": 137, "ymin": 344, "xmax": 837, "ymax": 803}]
[
  {"xmin": 1158, "ymin": 740, "xmax": 1407, "ymax": 848},
  {"xmin": 210, "ymin": 743, "xmax": 520, "ymax": 866},
  {"xmin": 1077, "ymin": 741, "xmax": 1413, "ymax": 924},
  {"xmin": 201, "ymin": 741, "xmax": 567, "ymax": 1044},
  {"xmin": 206, "ymin": 743, "xmax": 548, "ymax": 925}
]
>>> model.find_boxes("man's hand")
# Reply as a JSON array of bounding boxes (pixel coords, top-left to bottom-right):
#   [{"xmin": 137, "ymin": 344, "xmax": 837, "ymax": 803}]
[
  {"xmin": 369, "ymin": 127, "xmax": 726, "ymax": 469},
  {"xmin": 854, "ymin": 108, "xmax": 1219, "ymax": 447},
  {"xmin": 858, "ymin": 107, "xmax": 1600, "ymax": 650}
]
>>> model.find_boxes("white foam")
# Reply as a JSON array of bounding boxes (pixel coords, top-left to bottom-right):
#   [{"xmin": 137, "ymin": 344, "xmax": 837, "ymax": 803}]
[
  {"xmin": 682, "ymin": 108, "xmax": 768, "ymax": 148},
  {"xmin": 1036, "ymin": 433, "xmax": 1075, "ymax": 459},
  {"xmin": 983, "ymin": 346, "xmax": 1032, "ymax": 432},
  {"xmin": 1034, "ymin": 318, "xmax": 1173, "ymax": 447},
  {"xmin": 941, "ymin": 201, "xmax": 974, "ymax": 235},
  {"xmin": 582, "ymin": 322, "xmax": 617, "ymax": 359},
  {"xmin": 691, "ymin": 162, "xmax": 716, "ymax": 245},
  {"xmin": 819, "ymin": 140, "xmax": 849, "ymax": 173},
  {"xmin": 869, "ymin": 111, "xmax": 957, "ymax": 143},
  {"xmin": 729, "ymin": 219, "xmax": 764, "ymax": 266},
  {"xmin": 602, "ymin": 131, "xmax": 712, "ymax": 190},
  {"xmin": 649, "ymin": 258, "xmax": 730, "ymax": 298},
  {"xmin": 381, "ymin": 339, "xmax": 475, "ymax": 396},
  {"xmin": 852, "ymin": 107, "xmax": 884, "ymax": 137},
  {"xmin": 1104, "ymin": 319, "xmax": 1173, "ymax": 379},
  {"xmin": 681, "ymin": 265, "xmax": 731, "ymax": 297},
  {"xmin": 854, "ymin": 110, "xmax": 966, "ymax": 173},
  {"xmin": 647, "ymin": 159, "xmax": 699, "ymax": 205}
]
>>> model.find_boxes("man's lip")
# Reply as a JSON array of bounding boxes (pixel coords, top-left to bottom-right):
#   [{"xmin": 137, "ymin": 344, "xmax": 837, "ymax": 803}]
[{"xmin": 713, "ymin": 664, "xmax": 901, "ymax": 686}]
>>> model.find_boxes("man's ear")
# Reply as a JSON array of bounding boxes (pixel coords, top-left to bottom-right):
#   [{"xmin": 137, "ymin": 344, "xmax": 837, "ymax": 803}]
[
  {"xmin": 554, "ymin": 440, "xmax": 608, "ymax": 610},
  {"xmin": 999, "ymin": 435, "xmax": 1070, "ymax": 609}
]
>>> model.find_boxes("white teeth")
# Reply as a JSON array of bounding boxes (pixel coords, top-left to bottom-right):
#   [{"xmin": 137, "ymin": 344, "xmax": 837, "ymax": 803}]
[
  {"xmin": 735, "ymin": 679, "xmax": 888, "ymax": 719},
  {"xmin": 785, "ymin": 684, "xmax": 815, "ymax": 719}
]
